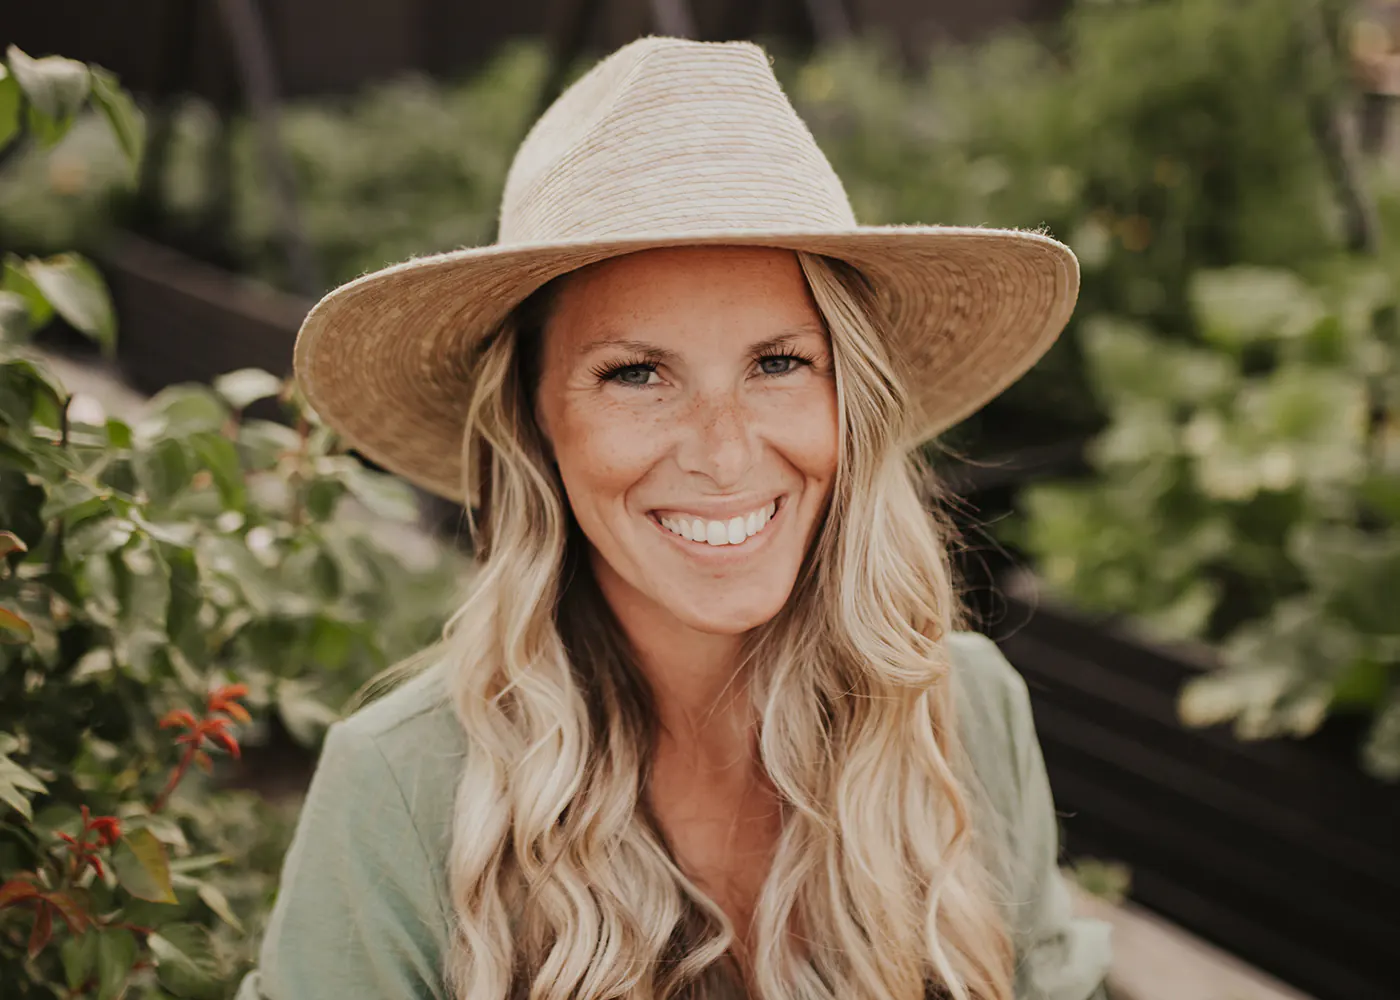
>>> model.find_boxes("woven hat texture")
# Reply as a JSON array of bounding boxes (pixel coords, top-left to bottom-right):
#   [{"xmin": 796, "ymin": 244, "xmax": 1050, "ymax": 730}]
[{"xmin": 293, "ymin": 35, "xmax": 1080, "ymax": 505}]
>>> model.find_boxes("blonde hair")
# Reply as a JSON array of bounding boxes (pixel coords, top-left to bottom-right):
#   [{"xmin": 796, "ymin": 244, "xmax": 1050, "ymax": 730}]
[{"xmin": 372, "ymin": 251, "xmax": 1018, "ymax": 999}]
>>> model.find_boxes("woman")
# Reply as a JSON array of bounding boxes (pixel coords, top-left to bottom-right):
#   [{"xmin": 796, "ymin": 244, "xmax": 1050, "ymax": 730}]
[{"xmin": 235, "ymin": 36, "xmax": 1113, "ymax": 1000}]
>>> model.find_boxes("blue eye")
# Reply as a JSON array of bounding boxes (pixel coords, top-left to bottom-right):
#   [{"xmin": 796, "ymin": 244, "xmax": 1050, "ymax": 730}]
[
  {"xmin": 756, "ymin": 353, "xmax": 814, "ymax": 377},
  {"xmin": 758, "ymin": 356, "xmax": 799, "ymax": 376},
  {"xmin": 591, "ymin": 359, "xmax": 662, "ymax": 386}
]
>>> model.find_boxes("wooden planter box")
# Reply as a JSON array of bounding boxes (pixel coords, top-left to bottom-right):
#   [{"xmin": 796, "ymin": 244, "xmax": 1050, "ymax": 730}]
[
  {"xmin": 101, "ymin": 233, "xmax": 311, "ymax": 395},
  {"xmin": 987, "ymin": 572, "xmax": 1400, "ymax": 1000}
]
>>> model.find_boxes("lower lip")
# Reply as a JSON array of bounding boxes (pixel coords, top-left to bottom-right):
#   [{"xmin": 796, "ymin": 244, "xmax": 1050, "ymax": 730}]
[{"xmin": 648, "ymin": 497, "xmax": 785, "ymax": 559}]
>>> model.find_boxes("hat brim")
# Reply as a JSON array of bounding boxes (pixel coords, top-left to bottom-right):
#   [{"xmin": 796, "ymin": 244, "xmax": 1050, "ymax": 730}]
[{"xmin": 293, "ymin": 225, "xmax": 1079, "ymax": 505}]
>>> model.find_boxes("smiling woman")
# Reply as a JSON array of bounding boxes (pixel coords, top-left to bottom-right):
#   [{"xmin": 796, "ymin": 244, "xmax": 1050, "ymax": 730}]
[{"xmin": 234, "ymin": 35, "xmax": 1111, "ymax": 1000}]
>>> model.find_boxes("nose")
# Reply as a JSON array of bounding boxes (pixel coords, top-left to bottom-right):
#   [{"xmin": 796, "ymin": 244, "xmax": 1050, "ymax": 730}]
[{"xmin": 672, "ymin": 389, "xmax": 756, "ymax": 490}]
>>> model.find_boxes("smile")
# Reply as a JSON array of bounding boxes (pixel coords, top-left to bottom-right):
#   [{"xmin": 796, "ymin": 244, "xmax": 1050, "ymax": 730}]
[{"xmin": 650, "ymin": 497, "xmax": 783, "ymax": 548}]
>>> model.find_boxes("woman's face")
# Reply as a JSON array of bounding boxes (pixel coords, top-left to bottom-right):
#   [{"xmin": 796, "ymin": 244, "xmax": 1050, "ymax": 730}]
[{"xmin": 535, "ymin": 246, "xmax": 839, "ymax": 637}]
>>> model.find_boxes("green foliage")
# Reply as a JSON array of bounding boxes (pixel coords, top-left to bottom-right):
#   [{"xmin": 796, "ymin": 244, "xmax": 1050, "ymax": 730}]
[
  {"xmin": 0, "ymin": 350, "xmax": 466, "ymax": 995},
  {"xmin": 0, "ymin": 46, "xmax": 465, "ymax": 999},
  {"xmin": 0, "ymin": 46, "xmax": 137, "ymax": 356},
  {"xmin": 788, "ymin": 0, "xmax": 1342, "ymax": 448},
  {"xmin": 1016, "ymin": 260, "xmax": 1400, "ymax": 780},
  {"xmin": 0, "ymin": 1, "xmax": 1350, "ymax": 451}
]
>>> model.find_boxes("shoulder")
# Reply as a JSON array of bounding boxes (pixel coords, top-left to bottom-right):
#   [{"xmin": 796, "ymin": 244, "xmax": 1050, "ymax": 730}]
[
  {"xmin": 944, "ymin": 630, "xmax": 1038, "ymax": 857},
  {"xmin": 330, "ymin": 657, "xmax": 468, "ymax": 863},
  {"xmin": 946, "ymin": 629, "xmax": 1032, "ymax": 753}
]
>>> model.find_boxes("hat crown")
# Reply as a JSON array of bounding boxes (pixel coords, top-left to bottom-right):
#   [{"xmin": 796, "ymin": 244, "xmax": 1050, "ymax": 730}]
[{"xmin": 498, "ymin": 37, "xmax": 857, "ymax": 244}]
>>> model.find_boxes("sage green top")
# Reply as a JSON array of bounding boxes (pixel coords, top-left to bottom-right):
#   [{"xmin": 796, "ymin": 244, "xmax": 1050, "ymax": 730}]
[{"xmin": 234, "ymin": 632, "xmax": 1113, "ymax": 1000}]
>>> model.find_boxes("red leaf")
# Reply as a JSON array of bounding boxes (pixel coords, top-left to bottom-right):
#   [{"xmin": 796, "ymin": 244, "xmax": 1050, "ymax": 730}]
[
  {"xmin": 89, "ymin": 816, "xmax": 122, "ymax": 847},
  {"xmin": 40, "ymin": 890, "xmax": 89, "ymax": 935},
  {"xmin": 206, "ymin": 728, "xmax": 241, "ymax": 759},
  {"xmin": 26, "ymin": 902, "xmax": 53, "ymax": 961},
  {"xmin": 0, "ymin": 877, "xmax": 41, "ymax": 909},
  {"xmin": 193, "ymin": 750, "xmax": 214, "ymax": 775},
  {"xmin": 158, "ymin": 710, "xmax": 197, "ymax": 731},
  {"xmin": 218, "ymin": 700, "xmax": 252, "ymax": 724}
]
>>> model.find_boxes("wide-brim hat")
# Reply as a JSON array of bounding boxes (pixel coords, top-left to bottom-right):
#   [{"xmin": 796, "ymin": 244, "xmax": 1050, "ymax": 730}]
[{"xmin": 293, "ymin": 36, "xmax": 1080, "ymax": 506}]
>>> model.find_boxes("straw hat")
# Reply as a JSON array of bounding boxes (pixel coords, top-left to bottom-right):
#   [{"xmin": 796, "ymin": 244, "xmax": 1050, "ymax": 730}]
[{"xmin": 293, "ymin": 36, "xmax": 1080, "ymax": 506}]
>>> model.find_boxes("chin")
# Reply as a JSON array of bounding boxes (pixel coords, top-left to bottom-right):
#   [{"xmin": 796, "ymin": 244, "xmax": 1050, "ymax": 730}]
[{"xmin": 660, "ymin": 582, "xmax": 792, "ymax": 635}]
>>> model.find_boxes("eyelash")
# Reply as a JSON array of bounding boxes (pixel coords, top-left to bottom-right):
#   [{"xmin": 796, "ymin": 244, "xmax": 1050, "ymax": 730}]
[{"xmin": 591, "ymin": 349, "xmax": 818, "ymax": 386}]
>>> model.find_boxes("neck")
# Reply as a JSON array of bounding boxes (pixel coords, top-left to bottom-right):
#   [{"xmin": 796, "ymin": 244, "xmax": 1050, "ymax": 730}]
[{"xmin": 589, "ymin": 549, "xmax": 757, "ymax": 773}]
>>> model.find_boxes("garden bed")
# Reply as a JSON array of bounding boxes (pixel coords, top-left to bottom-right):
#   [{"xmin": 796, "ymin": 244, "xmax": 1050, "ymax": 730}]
[
  {"xmin": 987, "ymin": 570, "xmax": 1400, "ymax": 1000},
  {"xmin": 100, "ymin": 231, "xmax": 311, "ymax": 395}
]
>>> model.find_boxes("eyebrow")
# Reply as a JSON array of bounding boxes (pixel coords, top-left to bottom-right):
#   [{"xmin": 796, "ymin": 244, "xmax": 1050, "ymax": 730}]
[{"xmin": 575, "ymin": 324, "xmax": 827, "ymax": 361}]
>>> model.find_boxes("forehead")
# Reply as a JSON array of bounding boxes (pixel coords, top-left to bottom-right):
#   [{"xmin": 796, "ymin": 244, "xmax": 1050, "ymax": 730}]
[{"xmin": 544, "ymin": 246, "xmax": 825, "ymax": 352}]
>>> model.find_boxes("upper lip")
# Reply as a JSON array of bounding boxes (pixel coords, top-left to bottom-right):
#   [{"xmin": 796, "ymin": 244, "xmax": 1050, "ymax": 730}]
[{"xmin": 649, "ymin": 494, "xmax": 783, "ymax": 521}]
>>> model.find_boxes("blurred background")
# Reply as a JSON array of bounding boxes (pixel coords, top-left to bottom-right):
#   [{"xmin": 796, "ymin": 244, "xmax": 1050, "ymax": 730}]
[{"xmin": 2, "ymin": 1, "xmax": 1399, "ymax": 998}]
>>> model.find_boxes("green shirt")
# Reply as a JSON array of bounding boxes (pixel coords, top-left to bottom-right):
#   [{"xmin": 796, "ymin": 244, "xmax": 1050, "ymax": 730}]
[{"xmin": 234, "ymin": 632, "xmax": 1113, "ymax": 1000}]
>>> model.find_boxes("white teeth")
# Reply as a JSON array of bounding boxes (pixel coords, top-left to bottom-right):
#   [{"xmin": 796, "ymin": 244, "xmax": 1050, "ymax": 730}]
[{"xmin": 658, "ymin": 500, "xmax": 779, "ymax": 547}]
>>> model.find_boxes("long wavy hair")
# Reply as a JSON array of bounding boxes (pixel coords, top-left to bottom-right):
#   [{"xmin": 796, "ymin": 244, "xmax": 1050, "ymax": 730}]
[{"xmin": 372, "ymin": 250, "xmax": 1020, "ymax": 999}]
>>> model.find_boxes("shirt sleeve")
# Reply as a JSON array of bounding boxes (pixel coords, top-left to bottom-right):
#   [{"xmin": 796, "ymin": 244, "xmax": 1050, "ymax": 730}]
[
  {"xmin": 1000, "ymin": 660, "xmax": 1116, "ymax": 1000},
  {"xmin": 233, "ymin": 720, "xmax": 452, "ymax": 1000}
]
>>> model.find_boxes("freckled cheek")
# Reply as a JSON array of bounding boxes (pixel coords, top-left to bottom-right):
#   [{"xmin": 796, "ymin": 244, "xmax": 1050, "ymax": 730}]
[
  {"xmin": 553, "ymin": 406, "xmax": 672, "ymax": 505},
  {"xmin": 753, "ymin": 388, "xmax": 840, "ymax": 483}
]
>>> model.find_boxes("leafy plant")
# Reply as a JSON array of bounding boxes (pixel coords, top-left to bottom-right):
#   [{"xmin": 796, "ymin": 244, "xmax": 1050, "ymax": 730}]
[
  {"xmin": 1016, "ymin": 260, "xmax": 1400, "ymax": 780},
  {"xmin": 0, "ymin": 44, "xmax": 144, "ymax": 357},
  {"xmin": 0, "ymin": 350, "xmax": 466, "ymax": 996},
  {"xmin": 0, "ymin": 45, "xmax": 466, "ymax": 998},
  {"xmin": 788, "ymin": 0, "xmax": 1346, "ymax": 450}
]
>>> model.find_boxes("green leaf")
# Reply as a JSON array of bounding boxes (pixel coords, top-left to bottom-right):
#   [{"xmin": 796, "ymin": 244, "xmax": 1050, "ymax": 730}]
[
  {"xmin": 1361, "ymin": 691, "xmax": 1400, "ymax": 782},
  {"xmin": 87, "ymin": 66, "xmax": 144, "ymax": 176},
  {"xmin": 196, "ymin": 881, "xmax": 243, "ymax": 932},
  {"xmin": 1191, "ymin": 266, "xmax": 1327, "ymax": 351},
  {"xmin": 137, "ymin": 386, "xmax": 229, "ymax": 443},
  {"xmin": 3, "ymin": 256, "xmax": 56, "ymax": 331},
  {"xmin": 213, "ymin": 368, "xmax": 284, "ymax": 411},
  {"xmin": 0, "ymin": 356, "xmax": 67, "ymax": 433},
  {"xmin": 0, "ymin": 64, "xmax": 19, "ymax": 148},
  {"xmin": 60, "ymin": 928, "xmax": 98, "ymax": 991},
  {"xmin": 6, "ymin": 46, "xmax": 90, "ymax": 146},
  {"xmin": 125, "ymin": 811, "xmax": 189, "ymax": 853},
  {"xmin": 238, "ymin": 419, "xmax": 301, "ymax": 470},
  {"xmin": 0, "ymin": 742, "xmax": 47, "ymax": 820},
  {"xmin": 276, "ymin": 679, "xmax": 340, "ymax": 746},
  {"xmin": 192, "ymin": 433, "xmax": 245, "ymax": 510},
  {"xmin": 94, "ymin": 927, "xmax": 137, "ymax": 1000},
  {"xmin": 1289, "ymin": 525, "xmax": 1400, "ymax": 636},
  {"xmin": 164, "ymin": 544, "xmax": 201, "ymax": 645},
  {"xmin": 111, "ymin": 827, "xmax": 176, "ymax": 904},
  {"xmin": 148, "ymin": 923, "xmax": 222, "ymax": 1000},
  {"xmin": 0, "ymin": 291, "xmax": 30, "ymax": 343},
  {"xmin": 334, "ymin": 462, "xmax": 420, "ymax": 522},
  {"xmin": 166, "ymin": 853, "xmax": 231, "ymax": 876},
  {"xmin": 25, "ymin": 255, "xmax": 116, "ymax": 356},
  {"xmin": 136, "ymin": 438, "xmax": 194, "ymax": 504},
  {"xmin": 106, "ymin": 417, "xmax": 133, "ymax": 449},
  {"xmin": 1330, "ymin": 656, "xmax": 1390, "ymax": 709}
]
